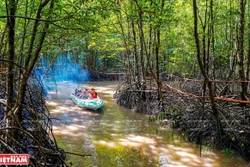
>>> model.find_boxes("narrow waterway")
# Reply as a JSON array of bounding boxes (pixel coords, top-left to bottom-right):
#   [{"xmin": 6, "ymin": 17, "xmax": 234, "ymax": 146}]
[{"xmin": 46, "ymin": 81, "xmax": 248, "ymax": 167}]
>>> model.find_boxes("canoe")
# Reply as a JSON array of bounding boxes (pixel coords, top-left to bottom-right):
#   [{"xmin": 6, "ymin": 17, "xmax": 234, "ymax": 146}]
[{"xmin": 70, "ymin": 94, "xmax": 104, "ymax": 110}]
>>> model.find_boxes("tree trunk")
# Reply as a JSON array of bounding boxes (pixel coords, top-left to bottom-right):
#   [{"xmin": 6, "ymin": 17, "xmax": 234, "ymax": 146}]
[
  {"xmin": 138, "ymin": 11, "xmax": 145, "ymax": 81},
  {"xmin": 0, "ymin": 24, "xmax": 8, "ymax": 61},
  {"xmin": 132, "ymin": 20, "xmax": 139, "ymax": 82},
  {"xmin": 155, "ymin": 0, "xmax": 165, "ymax": 101},
  {"xmin": 193, "ymin": 0, "xmax": 224, "ymax": 147},
  {"xmin": 192, "ymin": 0, "xmax": 219, "ymax": 116},
  {"xmin": 15, "ymin": 0, "xmax": 55, "ymax": 117},
  {"xmin": 6, "ymin": 0, "xmax": 17, "ymax": 112},
  {"xmin": 247, "ymin": 2, "xmax": 250, "ymax": 81},
  {"xmin": 238, "ymin": 0, "xmax": 248, "ymax": 100},
  {"xmin": 117, "ymin": 11, "xmax": 131, "ymax": 83}
]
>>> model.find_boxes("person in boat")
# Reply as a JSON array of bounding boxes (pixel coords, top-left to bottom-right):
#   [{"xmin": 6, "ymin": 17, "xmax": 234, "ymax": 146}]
[
  {"xmin": 75, "ymin": 88, "xmax": 84, "ymax": 97},
  {"xmin": 90, "ymin": 88, "xmax": 98, "ymax": 98},
  {"xmin": 75, "ymin": 88, "xmax": 80, "ymax": 96},
  {"xmin": 80, "ymin": 88, "xmax": 90, "ymax": 99},
  {"xmin": 83, "ymin": 88, "xmax": 89, "ymax": 94}
]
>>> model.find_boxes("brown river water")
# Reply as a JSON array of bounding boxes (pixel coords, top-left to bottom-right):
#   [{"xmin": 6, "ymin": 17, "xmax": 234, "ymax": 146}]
[{"xmin": 46, "ymin": 81, "xmax": 248, "ymax": 167}]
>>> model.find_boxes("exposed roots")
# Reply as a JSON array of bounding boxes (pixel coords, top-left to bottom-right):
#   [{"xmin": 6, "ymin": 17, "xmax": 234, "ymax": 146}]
[
  {"xmin": 114, "ymin": 81, "xmax": 161, "ymax": 114},
  {"xmin": 114, "ymin": 80, "xmax": 250, "ymax": 162},
  {"xmin": 0, "ymin": 70, "xmax": 66, "ymax": 166}
]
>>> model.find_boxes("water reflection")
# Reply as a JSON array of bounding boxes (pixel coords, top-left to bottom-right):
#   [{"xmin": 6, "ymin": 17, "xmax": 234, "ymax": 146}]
[{"xmin": 47, "ymin": 81, "xmax": 248, "ymax": 167}]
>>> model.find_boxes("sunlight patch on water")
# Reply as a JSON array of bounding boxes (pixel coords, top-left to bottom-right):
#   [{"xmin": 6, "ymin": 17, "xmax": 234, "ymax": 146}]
[
  {"xmin": 157, "ymin": 144, "xmax": 219, "ymax": 167},
  {"xmin": 127, "ymin": 134, "xmax": 156, "ymax": 144},
  {"xmin": 53, "ymin": 124, "xmax": 88, "ymax": 136},
  {"xmin": 53, "ymin": 130, "xmax": 84, "ymax": 137},
  {"xmin": 119, "ymin": 138, "xmax": 142, "ymax": 147},
  {"xmin": 92, "ymin": 132, "xmax": 221, "ymax": 167},
  {"xmin": 46, "ymin": 101, "xmax": 58, "ymax": 106},
  {"xmin": 175, "ymin": 150, "xmax": 199, "ymax": 159},
  {"xmin": 102, "ymin": 90, "xmax": 115, "ymax": 95},
  {"xmin": 66, "ymin": 125, "xmax": 80, "ymax": 130},
  {"xmin": 118, "ymin": 134, "xmax": 158, "ymax": 148},
  {"xmin": 50, "ymin": 104, "xmax": 99, "ymax": 117},
  {"xmin": 93, "ymin": 140, "xmax": 117, "ymax": 148}
]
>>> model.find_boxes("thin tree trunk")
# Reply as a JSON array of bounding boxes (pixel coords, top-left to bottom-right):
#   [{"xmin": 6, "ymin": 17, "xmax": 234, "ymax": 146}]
[
  {"xmin": 6, "ymin": 0, "xmax": 17, "ymax": 111},
  {"xmin": 15, "ymin": 0, "xmax": 55, "ymax": 116},
  {"xmin": 0, "ymin": 24, "xmax": 8, "ymax": 61},
  {"xmin": 210, "ymin": 0, "xmax": 215, "ymax": 89},
  {"xmin": 5, "ymin": 0, "xmax": 17, "ymax": 144},
  {"xmin": 136, "ymin": 3, "xmax": 145, "ymax": 81},
  {"xmin": 18, "ymin": 0, "xmax": 30, "ymax": 65},
  {"xmin": 155, "ymin": 0, "xmax": 165, "ymax": 101},
  {"xmin": 238, "ymin": 0, "xmax": 247, "ymax": 100},
  {"xmin": 247, "ymin": 2, "xmax": 250, "ymax": 81},
  {"xmin": 220, "ymin": 0, "xmax": 237, "ymax": 96},
  {"xmin": 193, "ymin": 0, "xmax": 224, "ymax": 147},
  {"xmin": 132, "ymin": 20, "xmax": 139, "ymax": 81},
  {"xmin": 117, "ymin": 11, "xmax": 131, "ymax": 83},
  {"xmin": 24, "ymin": 0, "xmax": 50, "ymax": 68},
  {"xmin": 138, "ymin": 17, "xmax": 145, "ymax": 80},
  {"xmin": 193, "ymin": 0, "xmax": 218, "ymax": 116}
]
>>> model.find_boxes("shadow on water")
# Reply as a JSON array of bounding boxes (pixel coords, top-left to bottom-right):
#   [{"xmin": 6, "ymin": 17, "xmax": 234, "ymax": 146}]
[{"xmin": 46, "ymin": 81, "xmax": 248, "ymax": 167}]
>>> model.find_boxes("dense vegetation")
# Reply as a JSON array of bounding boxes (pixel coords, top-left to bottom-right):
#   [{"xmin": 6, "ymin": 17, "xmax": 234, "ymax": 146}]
[{"xmin": 1, "ymin": 0, "xmax": 250, "ymax": 165}]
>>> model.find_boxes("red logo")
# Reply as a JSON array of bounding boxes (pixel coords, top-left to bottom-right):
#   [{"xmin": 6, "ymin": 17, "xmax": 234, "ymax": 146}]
[{"xmin": 0, "ymin": 154, "xmax": 29, "ymax": 165}]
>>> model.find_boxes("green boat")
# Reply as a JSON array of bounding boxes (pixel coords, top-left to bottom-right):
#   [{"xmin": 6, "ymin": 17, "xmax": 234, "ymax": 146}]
[{"xmin": 70, "ymin": 94, "xmax": 104, "ymax": 110}]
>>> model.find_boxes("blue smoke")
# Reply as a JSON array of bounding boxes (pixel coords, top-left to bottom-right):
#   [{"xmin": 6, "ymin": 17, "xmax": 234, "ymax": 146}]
[
  {"xmin": 36, "ymin": 54, "xmax": 90, "ymax": 88},
  {"xmin": 49, "ymin": 55, "xmax": 89, "ymax": 83}
]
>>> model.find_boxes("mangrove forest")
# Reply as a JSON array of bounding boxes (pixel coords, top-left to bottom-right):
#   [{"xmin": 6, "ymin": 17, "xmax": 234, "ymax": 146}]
[{"xmin": 0, "ymin": 0, "xmax": 250, "ymax": 166}]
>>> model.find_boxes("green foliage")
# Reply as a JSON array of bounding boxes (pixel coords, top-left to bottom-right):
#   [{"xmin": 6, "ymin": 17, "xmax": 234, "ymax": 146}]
[
  {"xmin": 1, "ymin": 0, "xmax": 249, "ymax": 79},
  {"xmin": 223, "ymin": 148, "xmax": 233, "ymax": 155},
  {"xmin": 148, "ymin": 114, "xmax": 166, "ymax": 122},
  {"xmin": 231, "ymin": 136, "xmax": 236, "ymax": 141}
]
